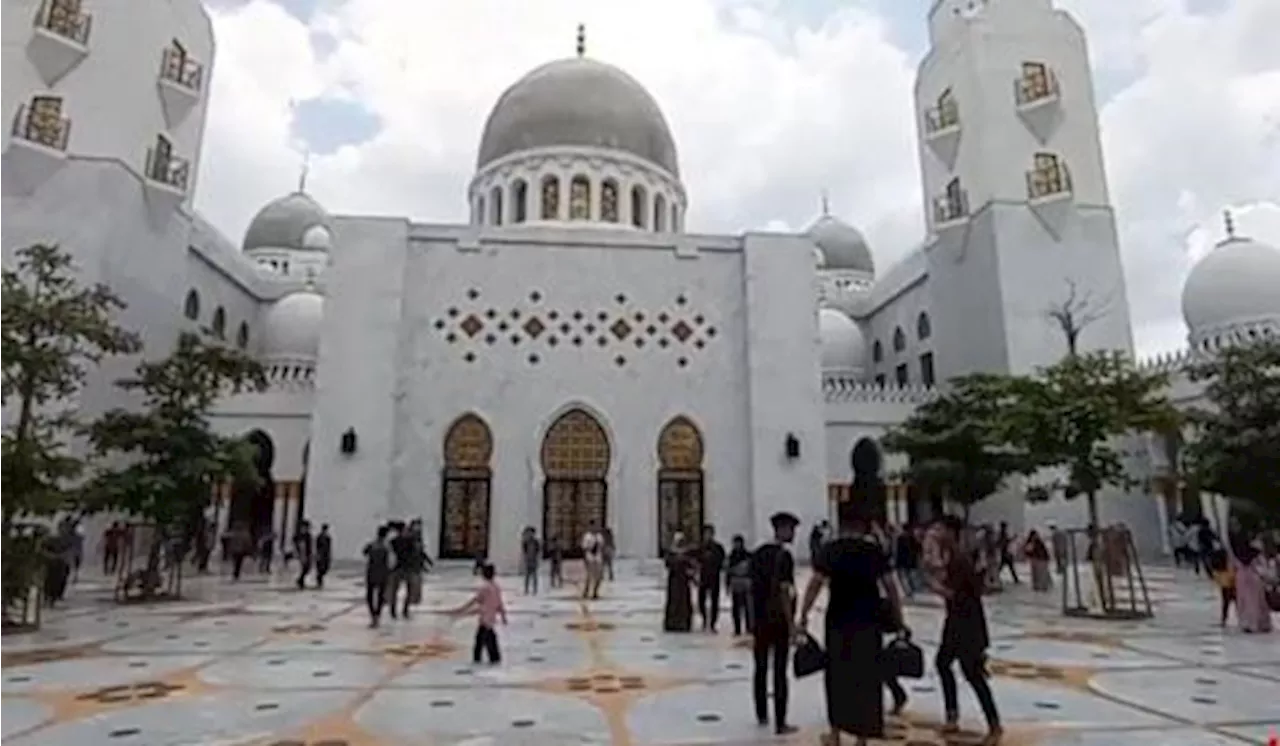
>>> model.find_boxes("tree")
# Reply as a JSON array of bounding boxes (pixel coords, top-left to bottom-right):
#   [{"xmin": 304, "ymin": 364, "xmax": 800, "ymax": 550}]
[
  {"xmin": 2, "ymin": 244, "xmax": 140, "ymax": 527},
  {"xmin": 84, "ymin": 332, "xmax": 268, "ymax": 534},
  {"xmin": 1184, "ymin": 338, "xmax": 1280, "ymax": 526},
  {"xmin": 1044, "ymin": 278, "xmax": 1112, "ymax": 357},
  {"xmin": 1003, "ymin": 350, "xmax": 1181, "ymax": 529},
  {"xmin": 882, "ymin": 373, "xmax": 1036, "ymax": 521}
]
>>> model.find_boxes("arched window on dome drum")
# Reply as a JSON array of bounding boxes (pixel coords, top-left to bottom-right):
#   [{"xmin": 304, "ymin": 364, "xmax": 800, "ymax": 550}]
[
  {"xmin": 653, "ymin": 194, "xmax": 667, "ymax": 232},
  {"xmin": 512, "ymin": 179, "xmax": 528, "ymax": 223},
  {"xmin": 569, "ymin": 175, "xmax": 591, "ymax": 220},
  {"xmin": 917, "ymin": 311, "xmax": 932, "ymax": 340},
  {"xmin": 212, "ymin": 307, "xmax": 226, "ymax": 339},
  {"xmin": 477, "ymin": 196, "xmax": 486, "ymax": 226},
  {"xmin": 893, "ymin": 326, "xmax": 906, "ymax": 353},
  {"xmin": 490, "ymin": 186, "xmax": 503, "ymax": 226},
  {"xmin": 183, "ymin": 289, "xmax": 200, "ymax": 320},
  {"xmin": 631, "ymin": 185, "xmax": 647, "ymax": 228},
  {"xmin": 601, "ymin": 180, "xmax": 619, "ymax": 222},
  {"xmin": 671, "ymin": 203, "xmax": 679, "ymax": 233},
  {"xmin": 541, "ymin": 176, "xmax": 560, "ymax": 220},
  {"xmin": 872, "ymin": 340, "xmax": 883, "ymax": 363},
  {"xmin": 236, "ymin": 322, "xmax": 250, "ymax": 349}
]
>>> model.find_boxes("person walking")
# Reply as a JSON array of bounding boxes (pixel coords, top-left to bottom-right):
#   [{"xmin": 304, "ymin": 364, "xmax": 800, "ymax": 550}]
[
  {"xmin": 228, "ymin": 524, "xmax": 252, "ymax": 581},
  {"xmin": 997, "ymin": 522, "xmax": 1019, "ymax": 584},
  {"xmin": 390, "ymin": 520, "xmax": 430, "ymax": 618},
  {"xmin": 929, "ymin": 517, "xmax": 1002, "ymax": 744},
  {"xmin": 102, "ymin": 522, "xmax": 123, "ymax": 576},
  {"xmin": 548, "ymin": 536, "xmax": 564, "ymax": 589},
  {"xmin": 698, "ymin": 525, "xmax": 727, "ymax": 633},
  {"xmin": 363, "ymin": 525, "xmax": 392, "ymax": 627},
  {"xmin": 258, "ymin": 529, "xmax": 276, "ymax": 574},
  {"xmin": 895, "ymin": 524, "xmax": 921, "ymax": 598},
  {"xmin": 450, "ymin": 562, "xmax": 508, "ymax": 664},
  {"xmin": 798, "ymin": 508, "xmax": 910, "ymax": 745},
  {"xmin": 602, "ymin": 527, "xmax": 616, "ymax": 582},
  {"xmin": 1024, "ymin": 530, "xmax": 1052, "ymax": 592},
  {"xmin": 521, "ymin": 527, "xmax": 541, "ymax": 595},
  {"xmin": 581, "ymin": 525, "xmax": 604, "ymax": 600},
  {"xmin": 727, "ymin": 535, "xmax": 753, "ymax": 636},
  {"xmin": 293, "ymin": 522, "xmax": 314, "ymax": 589},
  {"xmin": 314, "ymin": 524, "xmax": 332, "ymax": 589},
  {"xmin": 663, "ymin": 533, "xmax": 696, "ymax": 632},
  {"xmin": 748, "ymin": 512, "xmax": 800, "ymax": 736}
]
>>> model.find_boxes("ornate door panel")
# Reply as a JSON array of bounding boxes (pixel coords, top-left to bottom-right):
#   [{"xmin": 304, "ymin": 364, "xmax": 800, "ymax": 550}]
[
  {"xmin": 543, "ymin": 479, "xmax": 607, "ymax": 560},
  {"xmin": 658, "ymin": 478, "xmax": 704, "ymax": 555},
  {"xmin": 440, "ymin": 478, "xmax": 489, "ymax": 559},
  {"xmin": 541, "ymin": 408, "xmax": 611, "ymax": 559}
]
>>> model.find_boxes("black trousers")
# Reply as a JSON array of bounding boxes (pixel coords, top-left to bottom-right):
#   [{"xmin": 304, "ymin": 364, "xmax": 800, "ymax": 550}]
[
  {"xmin": 523, "ymin": 565, "xmax": 538, "ymax": 594},
  {"xmin": 232, "ymin": 554, "xmax": 247, "ymax": 580},
  {"xmin": 315, "ymin": 561, "xmax": 329, "ymax": 588},
  {"xmin": 296, "ymin": 559, "xmax": 311, "ymax": 589},
  {"xmin": 731, "ymin": 591, "xmax": 752, "ymax": 635},
  {"xmin": 752, "ymin": 630, "xmax": 791, "ymax": 729},
  {"xmin": 935, "ymin": 638, "xmax": 1000, "ymax": 729},
  {"xmin": 999, "ymin": 553, "xmax": 1019, "ymax": 583},
  {"xmin": 473, "ymin": 625, "xmax": 501, "ymax": 663},
  {"xmin": 698, "ymin": 579, "xmax": 721, "ymax": 630},
  {"xmin": 103, "ymin": 549, "xmax": 118, "ymax": 575},
  {"xmin": 366, "ymin": 579, "xmax": 386, "ymax": 622}
]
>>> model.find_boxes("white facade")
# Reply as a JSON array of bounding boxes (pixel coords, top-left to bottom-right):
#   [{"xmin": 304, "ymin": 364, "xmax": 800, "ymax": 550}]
[{"xmin": 4, "ymin": 0, "xmax": 1278, "ymax": 567}]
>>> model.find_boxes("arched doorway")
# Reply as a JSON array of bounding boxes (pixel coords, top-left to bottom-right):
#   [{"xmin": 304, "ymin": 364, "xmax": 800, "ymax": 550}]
[
  {"xmin": 542, "ymin": 408, "xmax": 609, "ymax": 560},
  {"xmin": 229, "ymin": 430, "xmax": 276, "ymax": 541},
  {"xmin": 656, "ymin": 416, "xmax": 705, "ymax": 555},
  {"xmin": 844, "ymin": 437, "xmax": 886, "ymax": 525},
  {"xmin": 439, "ymin": 414, "xmax": 493, "ymax": 560}
]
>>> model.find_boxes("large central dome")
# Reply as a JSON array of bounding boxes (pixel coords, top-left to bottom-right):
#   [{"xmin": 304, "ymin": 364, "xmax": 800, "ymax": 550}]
[{"xmin": 476, "ymin": 57, "xmax": 680, "ymax": 176}]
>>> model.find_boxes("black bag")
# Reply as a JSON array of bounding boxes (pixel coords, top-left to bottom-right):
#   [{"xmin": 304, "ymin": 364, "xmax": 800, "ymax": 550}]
[
  {"xmin": 883, "ymin": 635, "xmax": 925, "ymax": 679},
  {"xmin": 793, "ymin": 633, "xmax": 828, "ymax": 678}
]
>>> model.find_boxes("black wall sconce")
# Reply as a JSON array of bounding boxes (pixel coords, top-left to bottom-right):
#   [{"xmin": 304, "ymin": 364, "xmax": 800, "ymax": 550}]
[
  {"xmin": 340, "ymin": 427, "xmax": 358, "ymax": 455},
  {"xmin": 784, "ymin": 433, "xmax": 801, "ymax": 460}
]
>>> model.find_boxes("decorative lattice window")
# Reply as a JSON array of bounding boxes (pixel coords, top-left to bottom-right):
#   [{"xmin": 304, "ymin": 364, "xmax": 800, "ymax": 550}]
[{"xmin": 541, "ymin": 409, "xmax": 610, "ymax": 479}]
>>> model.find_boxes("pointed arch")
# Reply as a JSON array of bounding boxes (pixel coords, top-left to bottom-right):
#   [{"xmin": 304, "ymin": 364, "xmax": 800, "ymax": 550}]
[
  {"xmin": 512, "ymin": 179, "xmax": 528, "ymax": 223},
  {"xmin": 211, "ymin": 307, "xmax": 226, "ymax": 339},
  {"xmin": 440, "ymin": 413, "xmax": 493, "ymax": 559},
  {"xmin": 541, "ymin": 175, "xmax": 560, "ymax": 220},
  {"xmin": 541, "ymin": 407, "xmax": 610, "ymax": 559},
  {"xmin": 601, "ymin": 179, "xmax": 619, "ymax": 223},
  {"xmin": 892, "ymin": 326, "xmax": 906, "ymax": 352},
  {"xmin": 229, "ymin": 429, "xmax": 276, "ymax": 541},
  {"xmin": 183, "ymin": 289, "xmax": 200, "ymax": 320},
  {"xmin": 656, "ymin": 416, "xmax": 705, "ymax": 555},
  {"xmin": 917, "ymin": 311, "xmax": 932, "ymax": 340},
  {"xmin": 653, "ymin": 194, "xmax": 667, "ymax": 232},
  {"xmin": 630, "ymin": 185, "xmax": 648, "ymax": 228},
  {"xmin": 489, "ymin": 186, "xmax": 504, "ymax": 226},
  {"xmin": 569, "ymin": 175, "xmax": 591, "ymax": 220}
]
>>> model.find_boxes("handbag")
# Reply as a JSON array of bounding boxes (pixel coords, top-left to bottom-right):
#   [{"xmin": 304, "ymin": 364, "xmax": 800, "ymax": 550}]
[
  {"xmin": 793, "ymin": 632, "xmax": 828, "ymax": 678},
  {"xmin": 883, "ymin": 634, "xmax": 925, "ymax": 679}
]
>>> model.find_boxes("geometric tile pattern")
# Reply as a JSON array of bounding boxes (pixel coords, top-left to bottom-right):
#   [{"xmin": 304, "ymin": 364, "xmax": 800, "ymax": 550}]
[{"xmin": 2, "ymin": 561, "xmax": 1277, "ymax": 745}]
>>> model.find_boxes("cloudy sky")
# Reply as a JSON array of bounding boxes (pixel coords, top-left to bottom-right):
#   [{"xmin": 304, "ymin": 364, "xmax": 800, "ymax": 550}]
[{"xmin": 194, "ymin": 0, "xmax": 1279, "ymax": 359}]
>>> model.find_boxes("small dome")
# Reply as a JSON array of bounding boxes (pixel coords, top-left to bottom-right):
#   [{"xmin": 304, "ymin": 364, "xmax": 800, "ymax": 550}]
[
  {"xmin": 261, "ymin": 290, "xmax": 324, "ymax": 360},
  {"xmin": 477, "ymin": 57, "xmax": 679, "ymax": 176},
  {"xmin": 243, "ymin": 192, "xmax": 331, "ymax": 252},
  {"xmin": 807, "ymin": 215, "xmax": 874, "ymax": 274},
  {"xmin": 1181, "ymin": 235, "xmax": 1280, "ymax": 343},
  {"xmin": 819, "ymin": 308, "xmax": 866, "ymax": 371}
]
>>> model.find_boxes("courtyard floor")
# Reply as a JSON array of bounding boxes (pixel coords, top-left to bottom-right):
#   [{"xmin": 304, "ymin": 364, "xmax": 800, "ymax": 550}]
[{"xmin": 2, "ymin": 560, "xmax": 1277, "ymax": 745}]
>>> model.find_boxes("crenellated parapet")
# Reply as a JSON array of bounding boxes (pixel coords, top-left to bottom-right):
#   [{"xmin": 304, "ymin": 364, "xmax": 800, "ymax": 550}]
[
  {"xmin": 262, "ymin": 361, "xmax": 315, "ymax": 391},
  {"xmin": 1134, "ymin": 348, "xmax": 1199, "ymax": 378},
  {"xmin": 823, "ymin": 373, "xmax": 938, "ymax": 404}
]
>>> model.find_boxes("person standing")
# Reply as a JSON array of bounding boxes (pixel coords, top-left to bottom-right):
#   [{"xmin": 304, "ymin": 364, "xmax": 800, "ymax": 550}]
[
  {"xmin": 997, "ymin": 522, "xmax": 1019, "ymax": 584},
  {"xmin": 521, "ymin": 527, "xmax": 541, "ymax": 595},
  {"xmin": 258, "ymin": 529, "xmax": 276, "ymax": 574},
  {"xmin": 698, "ymin": 525, "xmax": 727, "ymax": 632},
  {"xmin": 390, "ymin": 520, "xmax": 429, "ymax": 619},
  {"xmin": 748, "ymin": 512, "xmax": 800, "ymax": 736},
  {"xmin": 727, "ymin": 535, "xmax": 753, "ymax": 636},
  {"xmin": 581, "ymin": 525, "xmax": 604, "ymax": 600},
  {"xmin": 1049, "ymin": 524, "xmax": 1067, "ymax": 576},
  {"xmin": 1024, "ymin": 530, "xmax": 1053, "ymax": 592},
  {"xmin": 1228, "ymin": 524, "xmax": 1273, "ymax": 634},
  {"xmin": 663, "ymin": 533, "xmax": 696, "ymax": 632},
  {"xmin": 314, "ymin": 524, "xmax": 332, "ymax": 589},
  {"xmin": 798, "ymin": 508, "xmax": 910, "ymax": 745},
  {"xmin": 548, "ymin": 536, "xmax": 564, "ymax": 588},
  {"xmin": 293, "ymin": 521, "xmax": 314, "ymax": 590},
  {"xmin": 450, "ymin": 563, "xmax": 508, "ymax": 664},
  {"xmin": 895, "ymin": 524, "xmax": 922, "ymax": 598},
  {"xmin": 102, "ymin": 522, "xmax": 122, "ymax": 576},
  {"xmin": 228, "ymin": 524, "xmax": 252, "ymax": 581},
  {"xmin": 363, "ymin": 525, "xmax": 392, "ymax": 627},
  {"xmin": 602, "ymin": 527, "xmax": 617, "ymax": 582},
  {"xmin": 929, "ymin": 517, "xmax": 1002, "ymax": 744}
]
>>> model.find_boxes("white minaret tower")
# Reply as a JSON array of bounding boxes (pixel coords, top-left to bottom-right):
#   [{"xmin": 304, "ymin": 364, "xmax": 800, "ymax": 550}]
[
  {"xmin": 2, "ymin": 0, "xmax": 214, "ymax": 209},
  {"xmin": 916, "ymin": 0, "xmax": 1135, "ymax": 377}
]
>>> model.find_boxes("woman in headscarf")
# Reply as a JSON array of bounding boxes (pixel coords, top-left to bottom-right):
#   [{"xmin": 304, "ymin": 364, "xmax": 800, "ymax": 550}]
[
  {"xmin": 1228, "ymin": 521, "xmax": 1273, "ymax": 634},
  {"xmin": 663, "ymin": 532, "xmax": 696, "ymax": 632}
]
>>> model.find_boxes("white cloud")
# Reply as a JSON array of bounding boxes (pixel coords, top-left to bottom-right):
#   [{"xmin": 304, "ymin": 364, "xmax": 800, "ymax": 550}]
[{"xmin": 194, "ymin": 0, "xmax": 1280, "ymax": 360}]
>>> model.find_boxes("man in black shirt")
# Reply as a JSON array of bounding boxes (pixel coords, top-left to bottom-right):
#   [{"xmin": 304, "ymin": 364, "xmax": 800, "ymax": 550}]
[
  {"xmin": 748, "ymin": 511, "xmax": 800, "ymax": 735},
  {"xmin": 363, "ymin": 525, "xmax": 392, "ymax": 628},
  {"xmin": 293, "ymin": 521, "xmax": 314, "ymax": 590},
  {"xmin": 314, "ymin": 524, "xmax": 332, "ymax": 589},
  {"xmin": 698, "ymin": 524, "xmax": 727, "ymax": 633},
  {"xmin": 389, "ymin": 521, "xmax": 431, "ymax": 619}
]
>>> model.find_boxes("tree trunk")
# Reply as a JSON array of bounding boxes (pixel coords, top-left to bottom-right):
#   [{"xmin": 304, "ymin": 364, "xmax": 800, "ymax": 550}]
[{"xmin": 1086, "ymin": 491, "xmax": 1099, "ymax": 530}]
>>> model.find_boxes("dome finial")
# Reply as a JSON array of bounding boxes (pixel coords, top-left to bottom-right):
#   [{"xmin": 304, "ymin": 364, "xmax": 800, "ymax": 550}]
[
  {"xmin": 576, "ymin": 24, "xmax": 586, "ymax": 57},
  {"xmin": 298, "ymin": 150, "xmax": 310, "ymax": 193},
  {"xmin": 820, "ymin": 189, "xmax": 831, "ymax": 216},
  {"xmin": 1223, "ymin": 209, "xmax": 1236, "ymax": 241}
]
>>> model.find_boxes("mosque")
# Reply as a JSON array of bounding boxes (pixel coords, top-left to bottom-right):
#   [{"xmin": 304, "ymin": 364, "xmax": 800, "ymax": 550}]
[{"xmin": 4, "ymin": 0, "xmax": 1278, "ymax": 568}]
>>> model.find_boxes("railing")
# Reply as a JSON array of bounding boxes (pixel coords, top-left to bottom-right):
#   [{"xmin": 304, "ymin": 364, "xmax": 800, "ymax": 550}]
[
  {"xmin": 1016, "ymin": 69, "xmax": 1060, "ymax": 107},
  {"xmin": 10, "ymin": 105, "xmax": 71, "ymax": 151},
  {"xmin": 932, "ymin": 188, "xmax": 969, "ymax": 224},
  {"xmin": 145, "ymin": 148, "xmax": 190, "ymax": 191},
  {"xmin": 160, "ymin": 48, "xmax": 203, "ymax": 92},
  {"xmin": 34, "ymin": 0, "xmax": 92, "ymax": 45},
  {"xmin": 924, "ymin": 99, "xmax": 961, "ymax": 134},
  {"xmin": 1026, "ymin": 162, "xmax": 1073, "ymax": 200}
]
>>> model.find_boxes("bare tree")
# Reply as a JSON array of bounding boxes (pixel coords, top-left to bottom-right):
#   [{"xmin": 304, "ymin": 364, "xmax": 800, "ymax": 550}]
[{"xmin": 1045, "ymin": 279, "xmax": 1112, "ymax": 356}]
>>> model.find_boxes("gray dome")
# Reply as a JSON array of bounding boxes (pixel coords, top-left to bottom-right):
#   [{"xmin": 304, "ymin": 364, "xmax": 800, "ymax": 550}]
[
  {"xmin": 807, "ymin": 215, "xmax": 875, "ymax": 274},
  {"xmin": 477, "ymin": 57, "xmax": 679, "ymax": 176},
  {"xmin": 243, "ymin": 192, "xmax": 330, "ymax": 252}
]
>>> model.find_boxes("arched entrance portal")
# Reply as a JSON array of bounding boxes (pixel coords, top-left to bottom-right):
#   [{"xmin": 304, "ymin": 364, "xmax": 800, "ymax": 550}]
[
  {"xmin": 439, "ymin": 414, "xmax": 493, "ymax": 560},
  {"xmin": 229, "ymin": 430, "xmax": 276, "ymax": 541},
  {"xmin": 542, "ymin": 408, "xmax": 609, "ymax": 560},
  {"xmin": 657, "ymin": 416, "xmax": 705, "ymax": 555},
  {"xmin": 844, "ymin": 437, "xmax": 886, "ymax": 525}
]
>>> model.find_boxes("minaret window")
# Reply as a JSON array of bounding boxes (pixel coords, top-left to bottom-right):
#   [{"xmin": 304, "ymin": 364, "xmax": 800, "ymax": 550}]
[
  {"xmin": 1027, "ymin": 152, "xmax": 1071, "ymax": 199},
  {"xmin": 16, "ymin": 96, "xmax": 70, "ymax": 150},
  {"xmin": 490, "ymin": 186, "xmax": 503, "ymax": 226},
  {"xmin": 236, "ymin": 322, "xmax": 250, "ymax": 349},
  {"xmin": 926, "ymin": 88, "xmax": 960, "ymax": 133},
  {"xmin": 512, "ymin": 179, "xmax": 528, "ymax": 223},
  {"xmin": 934, "ymin": 177, "xmax": 969, "ymax": 224},
  {"xmin": 917, "ymin": 312, "xmax": 932, "ymax": 341},
  {"xmin": 569, "ymin": 175, "xmax": 591, "ymax": 220},
  {"xmin": 1017, "ymin": 62, "xmax": 1057, "ymax": 106},
  {"xmin": 654, "ymin": 194, "xmax": 667, "ymax": 231},
  {"xmin": 631, "ymin": 186, "xmax": 648, "ymax": 228},
  {"xmin": 893, "ymin": 327, "xmax": 906, "ymax": 353},
  {"xmin": 183, "ymin": 289, "xmax": 200, "ymax": 320},
  {"xmin": 145, "ymin": 134, "xmax": 189, "ymax": 190},
  {"xmin": 161, "ymin": 40, "xmax": 203, "ymax": 92},
  {"xmin": 541, "ymin": 176, "xmax": 560, "ymax": 220},
  {"xmin": 36, "ymin": 0, "xmax": 91, "ymax": 44},
  {"xmin": 601, "ymin": 180, "xmax": 619, "ymax": 222},
  {"xmin": 920, "ymin": 353, "xmax": 935, "ymax": 386},
  {"xmin": 212, "ymin": 307, "xmax": 226, "ymax": 339}
]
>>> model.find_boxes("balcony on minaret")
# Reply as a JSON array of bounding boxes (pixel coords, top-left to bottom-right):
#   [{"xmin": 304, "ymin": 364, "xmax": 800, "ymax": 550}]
[
  {"xmin": 142, "ymin": 135, "xmax": 189, "ymax": 211},
  {"xmin": 1025, "ymin": 153, "xmax": 1073, "ymax": 236},
  {"xmin": 4, "ymin": 97, "xmax": 71, "ymax": 193},
  {"xmin": 1014, "ymin": 62, "xmax": 1062, "ymax": 142},
  {"xmin": 922, "ymin": 90, "xmax": 962, "ymax": 167},
  {"xmin": 157, "ymin": 43, "xmax": 204, "ymax": 125},
  {"xmin": 932, "ymin": 178, "xmax": 970, "ymax": 234},
  {"xmin": 27, "ymin": 0, "xmax": 92, "ymax": 86}
]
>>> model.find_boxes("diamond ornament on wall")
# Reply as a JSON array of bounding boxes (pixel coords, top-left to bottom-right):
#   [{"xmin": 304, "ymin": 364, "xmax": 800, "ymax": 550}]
[
  {"xmin": 610, "ymin": 318, "xmax": 632, "ymax": 340},
  {"xmin": 460, "ymin": 315, "xmax": 484, "ymax": 338},
  {"xmin": 523, "ymin": 317, "xmax": 546, "ymax": 339},
  {"xmin": 671, "ymin": 320, "xmax": 693, "ymax": 343}
]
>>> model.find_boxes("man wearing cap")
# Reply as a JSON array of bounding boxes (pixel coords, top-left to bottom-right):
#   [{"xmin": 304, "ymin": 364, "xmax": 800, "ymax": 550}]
[{"xmin": 747, "ymin": 511, "xmax": 800, "ymax": 735}]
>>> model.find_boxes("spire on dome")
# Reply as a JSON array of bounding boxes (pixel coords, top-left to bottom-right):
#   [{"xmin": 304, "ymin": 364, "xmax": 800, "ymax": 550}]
[
  {"xmin": 1223, "ymin": 209, "xmax": 1236, "ymax": 241},
  {"xmin": 298, "ymin": 151, "xmax": 311, "ymax": 193},
  {"xmin": 576, "ymin": 24, "xmax": 586, "ymax": 57},
  {"xmin": 820, "ymin": 189, "xmax": 831, "ymax": 216}
]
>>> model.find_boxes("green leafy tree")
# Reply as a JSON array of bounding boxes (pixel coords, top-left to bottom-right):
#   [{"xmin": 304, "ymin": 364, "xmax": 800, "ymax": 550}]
[
  {"xmin": 84, "ymin": 331, "xmax": 268, "ymax": 534},
  {"xmin": 1184, "ymin": 338, "xmax": 1280, "ymax": 526},
  {"xmin": 2, "ymin": 243, "xmax": 140, "ymax": 527},
  {"xmin": 1004, "ymin": 350, "xmax": 1181, "ymax": 529},
  {"xmin": 882, "ymin": 374, "xmax": 1036, "ymax": 521}
]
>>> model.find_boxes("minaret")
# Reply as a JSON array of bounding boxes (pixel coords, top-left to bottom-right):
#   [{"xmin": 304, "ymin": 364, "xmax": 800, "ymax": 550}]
[{"xmin": 915, "ymin": 0, "xmax": 1134, "ymax": 376}]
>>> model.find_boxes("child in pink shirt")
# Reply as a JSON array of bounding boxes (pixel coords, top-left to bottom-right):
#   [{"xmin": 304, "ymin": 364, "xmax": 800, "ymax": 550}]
[{"xmin": 451, "ymin": 562, "xmax": 507, "ymax": 664}]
